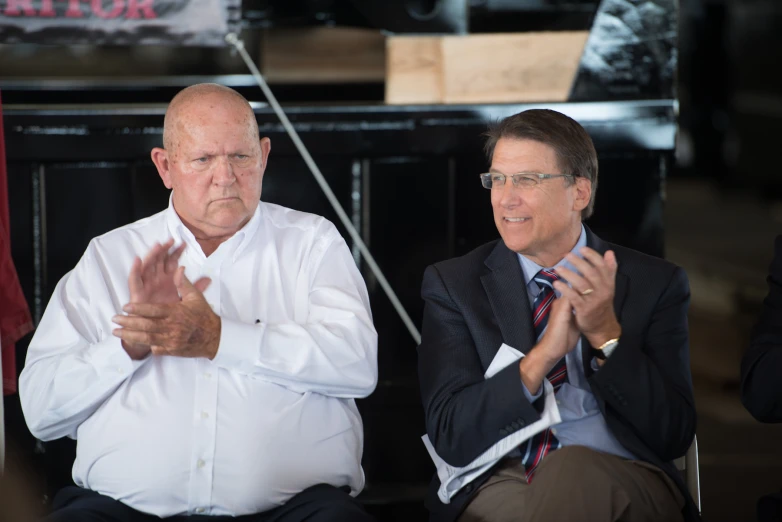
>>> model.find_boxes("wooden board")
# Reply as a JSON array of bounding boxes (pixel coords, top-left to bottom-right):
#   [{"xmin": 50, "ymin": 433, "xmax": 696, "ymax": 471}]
[
  {"xmin": 261, "ymin": 27, "xmax": 386, "ymax": 84},
  {"xmin": 386, "ymin": 32, "xmax": 590, "ymax": 105}
]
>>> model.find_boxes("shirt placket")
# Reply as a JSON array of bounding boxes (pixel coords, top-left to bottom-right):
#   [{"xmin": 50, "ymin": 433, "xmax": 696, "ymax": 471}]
[{"xmin": 186, "ymin": 255, "xmax": 222, "ymax": 514}]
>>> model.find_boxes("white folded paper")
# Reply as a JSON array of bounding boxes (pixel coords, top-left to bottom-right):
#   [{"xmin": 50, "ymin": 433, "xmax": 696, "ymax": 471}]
[{"xmin": 422, "ymin": 343, "xmax": 561, "ymax": 504}]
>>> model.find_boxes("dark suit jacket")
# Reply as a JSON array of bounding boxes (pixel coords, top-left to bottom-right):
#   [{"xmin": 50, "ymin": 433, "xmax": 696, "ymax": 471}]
[
  {"xmin": 741, "ymin": 234, "xmax": 782, "ymax": 423},
  {"xmin": 417, "ymin": 227, "xmax": 699, "ymax": 522}
]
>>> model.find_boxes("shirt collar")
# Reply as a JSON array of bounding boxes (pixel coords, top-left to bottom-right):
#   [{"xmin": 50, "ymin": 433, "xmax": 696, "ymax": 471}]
[
  {"xmin": 164, "ymin": 193, "xmax": 262, "ymax": 263},
  {"xmin": 517, "ymin": 224, "xmax": 587, "ymax": 287}
]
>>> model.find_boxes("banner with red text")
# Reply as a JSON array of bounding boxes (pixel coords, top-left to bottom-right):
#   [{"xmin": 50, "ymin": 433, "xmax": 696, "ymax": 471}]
[{"xmin": 0, "ymin": 0, "xmax": 241, "ymax": 46}]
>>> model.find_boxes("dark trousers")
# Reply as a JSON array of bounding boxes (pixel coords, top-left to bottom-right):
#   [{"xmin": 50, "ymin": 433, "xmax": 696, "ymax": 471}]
[
  {"xmin": 45, "ymin": 485, "xmax": 375, "ymax": 522},
  {"xmin": 458, "ymin": 446, "xmax": 685, "ymax": 522}
]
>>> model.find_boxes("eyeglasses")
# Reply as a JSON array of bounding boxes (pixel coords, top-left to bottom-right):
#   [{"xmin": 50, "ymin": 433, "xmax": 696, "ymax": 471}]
[{"xmin": 479, "ymin": 172, "xmax": 575, "ymax": 189}]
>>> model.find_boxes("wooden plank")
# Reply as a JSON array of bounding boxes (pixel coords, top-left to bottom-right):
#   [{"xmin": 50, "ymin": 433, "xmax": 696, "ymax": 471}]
[
  {"xmin": 384, "ymin": 36, "xmax": 443, "ymax": 105},
  {"xmin": 386, "ymin": 32, "xmax": 590, "ymax": 105},
  {"xmin": 261, "ymin": 27, "xmax": 386, "ymax": 84}
]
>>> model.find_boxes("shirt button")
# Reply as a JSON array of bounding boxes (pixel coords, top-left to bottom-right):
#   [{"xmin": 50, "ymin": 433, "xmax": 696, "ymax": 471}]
[
  {"xmin": 201, "ymin": 411, "xmax": 209, "ymax": 419},
  {"xmin": 551, "ymin": 428, "xmax": 558, "ymax": 436},
  {"xmin": 204, "ymin": 372, "xmax": 212, "ymax": 379},
  {"xmin": 197, "ymin": 459, "xmax": 205, "ymax": 469},
  {"xmin": 556, "ymin": 400, "xmax": 561, "ymax": 406},
  {"xmin": 195, "ymin": 508, "xmax": 205, "ymax": 514}
]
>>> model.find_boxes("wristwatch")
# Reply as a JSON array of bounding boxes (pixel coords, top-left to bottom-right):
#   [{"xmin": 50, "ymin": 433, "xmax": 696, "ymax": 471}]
[{"xmin": 592, "ymin": 337, "xmax": 619, "ymax": 360}]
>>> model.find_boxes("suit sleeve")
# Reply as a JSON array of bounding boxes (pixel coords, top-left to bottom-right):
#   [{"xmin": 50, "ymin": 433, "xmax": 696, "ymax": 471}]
[
  {"xmin": 588, "ymin": 266, "xmax": 696, "ymax": 462},
  {"xmin": 741, "ymin": 235, "xmax": 782, "ymax": 423},
  {"xmin": 418, "ymin": 265, "xmax": 542, "ymax": 467}
]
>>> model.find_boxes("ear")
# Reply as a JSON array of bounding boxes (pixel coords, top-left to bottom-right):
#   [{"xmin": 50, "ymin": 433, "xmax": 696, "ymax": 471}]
[
  {"xmin": 573, "ymin": 177, "xmax": 592, "ymax": 213},
  {"xmin": 259, "ymin": 137, "xmax": 271, "ymax": 170},
  {"xmin": 151, "ymin": 147, "xmax": 173, "ymax": 189}
]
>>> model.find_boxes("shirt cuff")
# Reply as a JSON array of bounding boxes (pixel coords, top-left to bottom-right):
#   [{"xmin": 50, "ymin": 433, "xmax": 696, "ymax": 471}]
[
  {"xmin": 87, "ymin": 337, "xmax": 145, "ymax": 378},
  {"xmin": 521, "ymin": 378, "xmax": 544, "ymax": 403},
  {"xmin": 212, "ymin": 317, "xmax": 265, "ymax": 373}
]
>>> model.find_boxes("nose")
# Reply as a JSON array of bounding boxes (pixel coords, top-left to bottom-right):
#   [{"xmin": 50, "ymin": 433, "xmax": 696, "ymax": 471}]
[
  {"xmin": 212, "ymin": 156, "xmax": 236, "ymax": 186},
  {"xmin": 497, "ymin": 179, "xmax": 521, "ymax": 209}
]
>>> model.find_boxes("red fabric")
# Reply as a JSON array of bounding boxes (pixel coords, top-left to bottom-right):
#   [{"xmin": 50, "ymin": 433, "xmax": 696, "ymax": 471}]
[{"xmin": 0, "ymin": 89, "xmax": 34, "ymax": 395}]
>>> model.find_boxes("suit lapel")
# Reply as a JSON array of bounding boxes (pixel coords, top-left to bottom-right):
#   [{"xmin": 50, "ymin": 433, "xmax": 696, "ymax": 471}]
[
  {"xmin": 582, "ymin": 226, "xmax": 629, "ymax": 373},
  {"xmin": 480, "ymin": 241, "xmax": 537, "ymax": 358}
]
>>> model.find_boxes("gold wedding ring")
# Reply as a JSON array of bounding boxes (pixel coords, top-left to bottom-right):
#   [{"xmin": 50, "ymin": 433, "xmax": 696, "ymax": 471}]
[{"xmin": 580, "ymin": 288, "xmax": 595, "ymax": 296}]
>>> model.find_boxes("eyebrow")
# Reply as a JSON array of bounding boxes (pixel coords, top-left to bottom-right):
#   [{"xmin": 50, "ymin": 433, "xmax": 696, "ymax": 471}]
[
  {"xmin": 190, "ymin": 150, "xmax": 253, "ymax": 158},
  {"xmin": 488, "ymin": 169, "xmax": 544, "ymax": 175}
]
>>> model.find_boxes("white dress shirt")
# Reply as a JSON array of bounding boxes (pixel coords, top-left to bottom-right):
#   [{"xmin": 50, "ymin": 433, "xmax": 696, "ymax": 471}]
[{"xmin": 19, "ymin": 199, "xmax": 378, "ymax": 517}]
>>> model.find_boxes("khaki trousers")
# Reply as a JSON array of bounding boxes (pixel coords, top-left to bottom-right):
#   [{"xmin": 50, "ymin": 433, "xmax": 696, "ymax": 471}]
[{"xmin": 458, "ymin": 446, "xmax": 685, "ymax": 522}]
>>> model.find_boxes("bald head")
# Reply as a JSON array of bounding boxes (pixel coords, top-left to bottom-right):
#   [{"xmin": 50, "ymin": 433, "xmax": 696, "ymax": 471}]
[
  {"xmin": 150, "ymin": 83, "xmax": 272, "ymax": 251},
  {"xmin": 163, "ymin": 84, "xmax": 259, "ymax": 152}
]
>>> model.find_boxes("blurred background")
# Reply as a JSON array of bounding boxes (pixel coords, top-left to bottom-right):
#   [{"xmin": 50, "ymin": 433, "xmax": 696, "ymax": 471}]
[{"xmin": 1, "ymin": 1, "xmax": 781, "ymax": 521}]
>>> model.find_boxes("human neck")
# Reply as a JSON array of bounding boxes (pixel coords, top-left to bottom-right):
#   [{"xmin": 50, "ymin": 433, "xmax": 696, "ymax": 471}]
[
  {"xmin": 177, "ymin": 214, "xmax": 246, "ymax": 258},
  {"xmin": 194, "ymin": 236, "xmax": 231, "ymax": 257},
  {"xmin": 522, "ymin": 224, "xmax": 582, "ymax": 268}
]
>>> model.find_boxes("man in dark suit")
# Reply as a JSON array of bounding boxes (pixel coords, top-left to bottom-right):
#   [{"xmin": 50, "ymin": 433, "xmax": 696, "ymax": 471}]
[
  {"xmin": 741, "ymin": 235, "xmax": 782, "ymax": 522},
  {"xmin": 742, "ymin": 235, "xmax": 782, "ymax": 422},
  {"xmin": 417, "ymin": 109, "xmax": 699, "ymax": 522}
]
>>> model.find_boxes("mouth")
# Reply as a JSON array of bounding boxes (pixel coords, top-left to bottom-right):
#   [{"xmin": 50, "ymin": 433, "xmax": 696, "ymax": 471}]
[
  {"xmin": 213, "ymin": 197, "xmax": 239, "ymax": 202},
  {"xmin": 504, "ymin": 217, "xmax": 530, "ymax": 223}
]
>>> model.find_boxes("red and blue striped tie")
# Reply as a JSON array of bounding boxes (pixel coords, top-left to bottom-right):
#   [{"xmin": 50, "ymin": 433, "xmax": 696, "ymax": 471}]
[{"xmin": 521, "ymin": 268, "xmax": 568, "ymax": 481}]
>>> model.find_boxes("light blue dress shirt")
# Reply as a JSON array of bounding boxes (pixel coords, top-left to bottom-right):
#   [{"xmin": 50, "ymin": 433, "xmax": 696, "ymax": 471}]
[{"xmin": 517, "ymin": 225, "xmax": 636, "ymax": 461}]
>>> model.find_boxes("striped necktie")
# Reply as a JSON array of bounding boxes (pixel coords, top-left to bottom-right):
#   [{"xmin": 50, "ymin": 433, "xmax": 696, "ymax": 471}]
[{"xmin": 521, "ymin": 268, "xmax": 568, "ymax": 481}]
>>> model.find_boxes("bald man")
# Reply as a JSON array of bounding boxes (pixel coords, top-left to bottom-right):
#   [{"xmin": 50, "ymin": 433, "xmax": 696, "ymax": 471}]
[{"xmin": 19, "ymin": 84, "xmax": 379, "ymax": 522}]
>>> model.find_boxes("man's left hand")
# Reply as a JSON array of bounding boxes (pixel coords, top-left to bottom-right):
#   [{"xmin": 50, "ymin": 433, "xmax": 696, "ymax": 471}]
[
  {"xmin": 552, "ymin": 247, "xmax": 621, "ymax": 349},
  {"xmin": 111, "ymin": 266, "xmax": 221, "ymax": 359}
]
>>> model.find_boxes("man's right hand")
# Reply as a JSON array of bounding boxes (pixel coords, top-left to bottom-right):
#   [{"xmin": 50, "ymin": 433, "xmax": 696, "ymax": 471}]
[
  {"xmin": 519, "ymin": 296, "xmax": 579, "ymax": 395},
  {"xmin": 121, "ymin": 239, "xmax": 211, "ymax": 360}
]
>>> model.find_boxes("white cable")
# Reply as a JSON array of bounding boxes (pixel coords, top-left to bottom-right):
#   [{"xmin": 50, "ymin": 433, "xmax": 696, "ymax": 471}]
[{"xmin": 225, "ymin": 33, "xmax": 421, "ymax": 345}]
